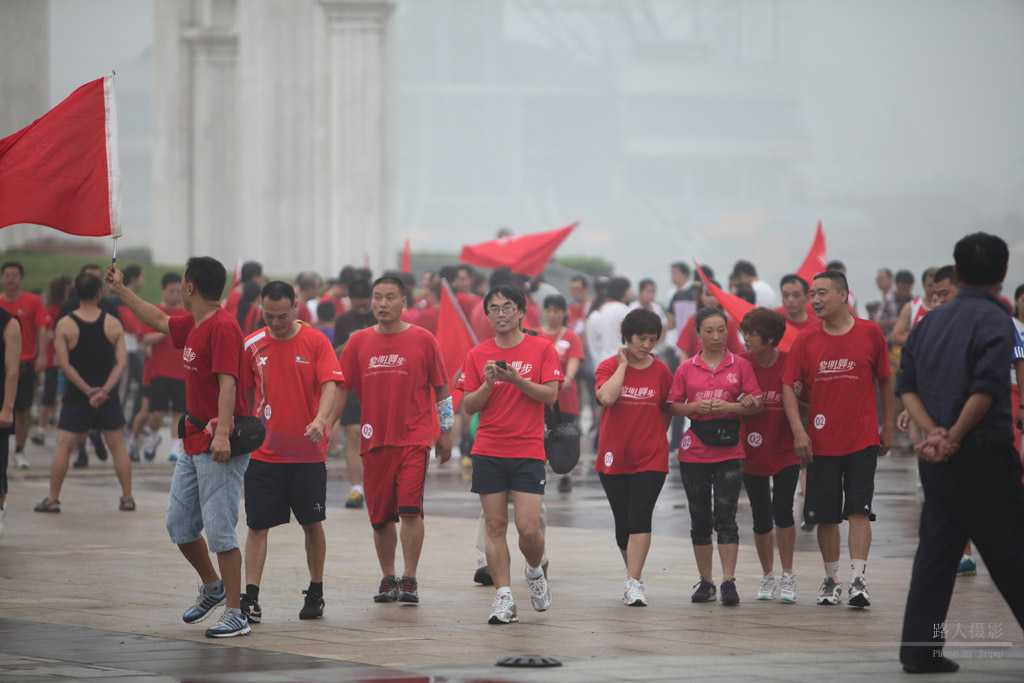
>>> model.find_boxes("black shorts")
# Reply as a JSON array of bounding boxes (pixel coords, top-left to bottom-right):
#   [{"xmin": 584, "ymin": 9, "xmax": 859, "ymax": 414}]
[
  {"xmin": 339, "ymin": 392, "xmax": 361, "ymax": 426},
  {"xmin": 244, "ymin": 459, "xmax": 327, "ymax": 529},
  {"xmin": 57, "ymin": 399, "xmax": 126, "ymax": 433},
  {"xmin": 149, "ymin": 377, "xmax": 186, "ymax": 413},
  {"xmin": 40, "ymin": 367, "xmax": 59, "ymax": 406},
  {"xmin": 470, "ymin": 454, "xmax": 546, "ymax": 495},
  {"xmin": 805, "ymin": 446, "xmax": 878, "ymax": 524},
  {"xmin": 15, "ymin": 362, "xmax": 36, "ymax": 412}
]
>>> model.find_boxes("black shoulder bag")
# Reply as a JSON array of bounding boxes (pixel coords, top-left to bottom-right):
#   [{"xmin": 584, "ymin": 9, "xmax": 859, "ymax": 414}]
[{"xmin": 544, "ymin": 401, "xmax": 581, "ymax": 474}]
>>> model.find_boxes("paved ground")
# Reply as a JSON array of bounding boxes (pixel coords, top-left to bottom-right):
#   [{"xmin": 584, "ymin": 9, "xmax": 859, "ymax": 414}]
[{"xmin": 1, "ymin": 425, "xmax": 1021, "ymax": 682}]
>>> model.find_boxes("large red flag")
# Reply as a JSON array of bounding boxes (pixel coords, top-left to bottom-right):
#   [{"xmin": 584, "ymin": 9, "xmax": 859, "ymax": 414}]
[
  {"xmin": 695, "ymin": 261, "xmax": 800, "ymax": 353},
  {"xmin": 795, "ymin": 221, "xmax": 827, "ymax": 286},
  {"xmin": 0, "ymin": 75, "xmax": 121, "ymax": 238},
  {"xmin": 459, "ymin": 222, "xmax": 577, "ymax": 277},
  {"xmin": 437, "ymin": 278, "xmax": 478, "ymax": 410}
]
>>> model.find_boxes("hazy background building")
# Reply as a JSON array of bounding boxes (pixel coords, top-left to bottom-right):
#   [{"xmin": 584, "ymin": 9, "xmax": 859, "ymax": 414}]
[{"xmin": 1, "ymin": 0, "xmax": 1022, "ymax": 301}]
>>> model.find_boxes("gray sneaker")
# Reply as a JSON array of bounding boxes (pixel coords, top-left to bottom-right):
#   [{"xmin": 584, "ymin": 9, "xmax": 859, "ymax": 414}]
[
  {"xmin": 816, "ymin": 577, "xmax": 842, "ymax": 605},
  {"xmin": 526, "ymin": 570, "xmax": 551, "ymax": 611},
  {"xmin": 488, "ymin": 594, "xmax": 518, "ymax": 624},
  {"xmin": 848, "ymin": 576, "xmax": 870, "ymax": 608},
  {"xmin": 779, "ymin": 572, "xmax": 797, "ymax": 603}
]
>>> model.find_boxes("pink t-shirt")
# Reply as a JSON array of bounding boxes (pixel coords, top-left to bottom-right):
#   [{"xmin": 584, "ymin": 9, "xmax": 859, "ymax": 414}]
[{"xmin": 668, "ymin": 351, "xmax": 762, "ymax": 464}]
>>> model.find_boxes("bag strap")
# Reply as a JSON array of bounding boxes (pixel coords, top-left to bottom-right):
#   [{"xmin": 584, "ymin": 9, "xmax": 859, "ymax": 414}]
[
  {"xmin": 545, "ymin": 400, "xmax": 563, "ymax": 427},
  {"xmin": 184, "ymin": 412, "xmax": 206, "ymax": 431}
]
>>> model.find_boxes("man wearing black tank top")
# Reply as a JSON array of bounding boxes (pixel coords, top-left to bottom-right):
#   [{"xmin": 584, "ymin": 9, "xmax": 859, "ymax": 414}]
[{"xmin": 33, "ymin": 274, "xmax": 134, "ymax": 513}]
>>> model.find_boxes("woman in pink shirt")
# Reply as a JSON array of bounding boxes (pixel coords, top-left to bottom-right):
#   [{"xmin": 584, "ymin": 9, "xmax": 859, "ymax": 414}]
[{"xmin": 668, "ymin": 307, "xmax": 763, "ymax": 606}]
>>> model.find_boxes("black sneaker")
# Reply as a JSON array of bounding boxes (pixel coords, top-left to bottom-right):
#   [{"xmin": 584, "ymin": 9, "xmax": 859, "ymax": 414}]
[
  {"xmin": 299, "ymin": 590, "xmax": 324, "ymax": 619},
  {"xmin": 557, "ymin": 475, "xmax": 572, "ymax": 493},
  {"xmin": 240, "ymin": 594, "xmax": 262, "ymax": 624},
  {"xmin": 374, "ymin": 575, "xmax": 399, "ymax": 602},
  {"xmin": 73, "ymin": 444, "xmax": 88, "ymax": 469},
  {"xmin": 398, "ymin": 576, "xmax": 419, "ymax": 603},
  {"xmin": 473, "ymin": 565, "xmax": 494, "ymax": 586},
  {"xmin": 89, "ymin": 431, "xmax": 108, "ymax": 461}
]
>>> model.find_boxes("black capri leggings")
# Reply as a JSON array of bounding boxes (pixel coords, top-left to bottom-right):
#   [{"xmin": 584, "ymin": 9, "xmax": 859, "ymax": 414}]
[
  {"xmin": 678, "ymin": 458, "xmax": 744, "ymax": 546},
  {"xmin": 743, "ymin": 464, "xmax": 800, "ymax": 535},
  {"xmin": 599, "ymin": 470, "xmax": 667, "ymax": 551}
]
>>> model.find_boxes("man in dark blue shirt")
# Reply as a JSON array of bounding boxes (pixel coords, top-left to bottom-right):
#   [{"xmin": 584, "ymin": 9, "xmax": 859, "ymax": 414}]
[{"xmin": 896, "ymin": 232, "xmax": 1024, "ymax": 674}]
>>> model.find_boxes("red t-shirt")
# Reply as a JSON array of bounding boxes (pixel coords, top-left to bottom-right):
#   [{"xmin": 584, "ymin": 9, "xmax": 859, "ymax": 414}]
[
  {"xmin": 457, "ymin": 334, "xmax": 563, "ymax": 461},
  {"xmin": 782, "ymin": 318, "xmax": 890, "ymax": 456},
  {"xmin": 740, "ymin": 351, "xmax": 800, "ymax": 476},
  {"xmin": 668, "ymin": 351, "xmax": 762, "ymax": 463},
  {"xmin": 296, "ymin": 305, "xmax": 312, "ymax": 324},
  {"xmin": 595, "ymin": 356, "xmax": 673, "ymax": 474},
  {"xmin": 168, "ymin": 310, "xmax": 248, "ymax": 455},
  {"xmin": 242, "ymin": 324, "xmax": 345, "ymax": 463},
  {"xmin": 675, "ymin": 313, "xmax": 744, "ymax": 357},
  {"xmin": 45, "ymin": 303, "xmax": 59, "ymax": 368},
  {"xmin": 775, "ymin": 307, "xmax": 820, "ymax": 335},
  {"xmin": 0, "ymin": 292, "xmax": 49, "ymax": 361},
  {"xmin": 338, "ymin": 324, "xmax": 447, "ymax": 454},
  {"xmin": 456, "ymin": 292, "xmax": 481, "ymax": 320},
  {"xmin": 414, "ymin": 306, "xmax": 440, "ymax": 335},
  {"xmin": 142, "ymin": 304, "xmax": 189, "ymax": 380},
  {"xmin": 535, "ymin": 328, "xmax": 586, "ymax": 415},
  {"xmin": 223, "ymin": 288, "xmax": 242, "ymax": 317}
]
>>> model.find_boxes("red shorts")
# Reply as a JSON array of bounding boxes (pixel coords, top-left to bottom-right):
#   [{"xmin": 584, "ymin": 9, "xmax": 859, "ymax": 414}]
[{"xmin": 362, "ymin": 445, "xmax": 429, "ymax": 529}]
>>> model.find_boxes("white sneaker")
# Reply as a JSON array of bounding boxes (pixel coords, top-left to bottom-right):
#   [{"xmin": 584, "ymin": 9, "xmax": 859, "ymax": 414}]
[
  {"xmin": 526, "ymin": 569, "xmax": 551, "ymax": 612},
  {"xmin": 0, "ymin": 506, "xmax": 6, "ymax": 538},
  {"xmin": 488, "ymin": 594, "xmax": 518, "ymax": 624},
  {"xmin": 756, "ymin": 573, "xmax": 777, "ymax": 600},
  {"xmin": 13, "ymin": 453, "xmax": 29, "ymax": 469},
  {"xmin": 623, "ymin": 577, "xmax": 647, "ymax": 606},
  {"xmin": 143, "ymin": 432, "xmax": 162, "ymax": 462},
  {"xmin": 780, "ymin": 572, "xmax": 797, "ymax": 603}
]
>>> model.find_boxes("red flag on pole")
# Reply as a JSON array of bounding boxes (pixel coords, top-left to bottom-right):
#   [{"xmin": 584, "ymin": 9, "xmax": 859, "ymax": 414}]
[
  {"xmin": 695, "ymin": 261, "xmax": 800, "ymax": 353},
  {"xmin": 0, "ymin": 75, "xmax": 121, "ymax": 238},
  {"xmin": 459, "ymin": 222, "xmax": 577, "ymax": 277},
  {"xmin": 795, "ymin": 221, "xmax": 827, "ymax": 286},
  {"xmin": 401, "ymin": 238, "xmax": 412, "ymax": 273},
  {"xmin": 437, "ymin": 278, "xmax": 478, "ymax": 411}
]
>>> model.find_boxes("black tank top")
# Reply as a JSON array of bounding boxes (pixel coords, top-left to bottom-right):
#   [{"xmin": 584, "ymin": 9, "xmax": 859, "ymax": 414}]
[
  {"xmin": 0, "ymin": 307, "xmax": 12, "ymax": 406},
  {"xmin": 64, "ymin": 311, "xmax": 116, "ymax": 406}
]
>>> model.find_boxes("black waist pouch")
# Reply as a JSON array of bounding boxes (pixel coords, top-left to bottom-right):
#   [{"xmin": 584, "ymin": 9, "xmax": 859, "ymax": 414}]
[
  {"xmin": 690, "ymin": 418, "xmax": 741, "ymax": 447},
  {"xmin": 179, "ymin": 413, "xmax": 266, "ymax": 457}
]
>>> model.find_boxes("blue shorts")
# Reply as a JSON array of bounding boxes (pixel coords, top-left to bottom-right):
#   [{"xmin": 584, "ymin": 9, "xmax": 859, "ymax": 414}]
[
  {"xmin": 166, "ymin": 452, "xmax": 250, "ymax": 553},
  {"xmin": 470, "ymin": 454, "xmax": 546, "ymax": 495}
]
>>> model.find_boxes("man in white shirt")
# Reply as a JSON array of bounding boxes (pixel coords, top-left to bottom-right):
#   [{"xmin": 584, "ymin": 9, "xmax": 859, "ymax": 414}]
[
  {"xmin": 586, "ymin": 277, "xmax": 632, "ymax": 364},
  {"xmin": 732, "ymin": 260, "xmax": 776, "ymax": 308}
]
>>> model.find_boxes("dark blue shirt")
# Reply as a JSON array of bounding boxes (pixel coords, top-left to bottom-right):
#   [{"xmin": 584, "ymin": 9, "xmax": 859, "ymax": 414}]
[{"xmin": 897, "ymin": 288, "xmax": 1015, "ymax": 433}]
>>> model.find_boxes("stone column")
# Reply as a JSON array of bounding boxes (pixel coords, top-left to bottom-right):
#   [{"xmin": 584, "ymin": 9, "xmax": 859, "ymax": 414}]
[
  {"xmin": 316, "ymin": 0, "xmax": 396, "ymax": 275},
  {"xmin": 0, "ymin": 0, "xmax": 49, "ymax": 249}
]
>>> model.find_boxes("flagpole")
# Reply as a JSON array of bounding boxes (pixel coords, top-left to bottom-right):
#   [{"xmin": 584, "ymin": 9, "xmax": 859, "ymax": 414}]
[{"xmin": 112, "ymin": 236, "xmax": 117, "ymax": 264}]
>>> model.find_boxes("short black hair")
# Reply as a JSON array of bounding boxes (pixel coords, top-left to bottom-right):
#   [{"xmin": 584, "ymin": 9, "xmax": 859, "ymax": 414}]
[
  {"xmin": 262, "ymin": 280, "xmax": 296, "ymax": 304},
  {"xmin": 372, "ymin": 276, "xmax": 406, "ymax": 296},
  {"xmin": 895, "ymin": 269, "xmax": 914, "ymax": 286},
  {"xmin": 483, "ymin": 285, "xmax": 526, "ymax": 313},
  {"xmin": 570, "ymin": 274, "xmax": 589, "ymax": 289},
  {"xmin": 621, "ymin": 308, "xmax": 662, "ymax": 343},
  {"xmin": 543, "ymin": 294, "xmax": 567, "ymax": 311},
  {"xmin": 779, "ymin": 273, "xmax": 808, "ymax": 295},
  {"xmin": 338, "ymin": 266, "xmax": 359, "ymax": 286},
  {"xmin": 1, "ymin": 262, "xmax": 24, "ymax": 277},
  {"xmin": 80, "ymin": 263, "xmax": 102, "ymax": 275},
  {"xmin": 813, "ymin": 270, "xmax": 850, "ymax": 294},
  {"xmin": 878, "ymin": 267, "xmax": 893, "ymax": 278},
  {"xmin": 74, "ymin": 273, "xmax": 103, "ymax": 300},
  {"xmin": 932, "ymin": 265, "xmax": 956, "ymax": 285},
  {"xmin": 740, "ymin": 307, "xmax": 787, "ymax": 348},
  {"xmin": 732, "ymin": 260, "xmax": 757, "ymax": 278},
  {"xmin": 826, "ymin": 260, "xmax": 846, "ymax": 272},
  {"xmin": 295, "ymin": 271, "xmax": 320, "ymax": 292},
  {"xmin": 438, "ymin": 265, "xmax": 459, "ymax": 283},
  {"xmin": 161, "ymin": 272, "xmax": 181, "ymax": 288},
  {"xmin": 954, "ymin": 232, "xmax": 1009, "ymax": 287},
  {"xmin": 123, "ymin": 265, "xmax": 142, "ymax": 286},
  {"xmin": 240, "ymin": 261, "xmax": 263, "ymax": 283},
  {"xmin": 638, "ymin": 278, "xmax": 655, "ymax": 293},
  {"xmin": 733, "ymin": 282, "xmax": 756, "ymax": 304},
  {"xmin": 349, "ymin": 279, "xmax": 372, "ymax": 299},
  {"xmin": 184, "ymin": 256, "xmax": 227, "ymax": 301},
  {"xmin": 694, "ymin": 306, "xmax": 727, "ymax": 331},
  {"xmin": 671, "ymin": 261, "xmax": 690, "ymax": 277},
  {"xmin": 489, "ymin": 267, "xmax": 516, "ymax": 289},
  {"xmin": 607, "ymin": 276, "xmax": 631, "ymax": 301},
  {"xmin": 921, "ymin": 267, "xmax": 938, "ymax": 285},
  {"xmin": 317, "ymin": 301, "xmax": 336, "ymax": 321},
  {"xmin": 356, "ymin": 267, "xmax": 373, "ymax": 282}
]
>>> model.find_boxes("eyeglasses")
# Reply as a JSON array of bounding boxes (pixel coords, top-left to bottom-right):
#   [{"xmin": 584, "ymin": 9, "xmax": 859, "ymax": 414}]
[{"xmin": 487, "ymin": 304, "xmax": 517, "ymax": 316}]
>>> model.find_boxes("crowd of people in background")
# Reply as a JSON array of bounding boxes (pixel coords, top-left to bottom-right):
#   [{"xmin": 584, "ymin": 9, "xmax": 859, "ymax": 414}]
[{"xmin": 0, "ymin": 232, "xmax": 1022, "ymax": 670}]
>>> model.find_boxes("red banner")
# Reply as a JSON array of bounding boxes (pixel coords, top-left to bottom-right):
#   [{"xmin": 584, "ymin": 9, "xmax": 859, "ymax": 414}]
[
  {"xmin": 795, "ymin": 221, "xmax": 827, "ymax": 286},
  {"xmin": 459, "ymin": 222, "xmax": 577, "ymax": 277},
  {"xmin": 0, "ymin": 76, "xmax": 121, "ymax": 238},
  {"xmin": 401, "ymin": 238, "xmax": 411, "ymax": 273},
  {"xmin": 695, "ymin": 261, "xmax": 800, "ymax": 353},
  {"xmin": 437, "ymin": 278, "xmax": 478, "ymax": 411}
]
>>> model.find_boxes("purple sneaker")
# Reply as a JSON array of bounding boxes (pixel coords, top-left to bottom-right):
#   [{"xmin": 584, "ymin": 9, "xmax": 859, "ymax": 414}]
[
  {"xmin": 691, "ymin": 578, "xmax": 717, "ymax": 603},
  {"xmin": 720, "ymin": 578, "xmax": 740, "ymax": 606}
]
